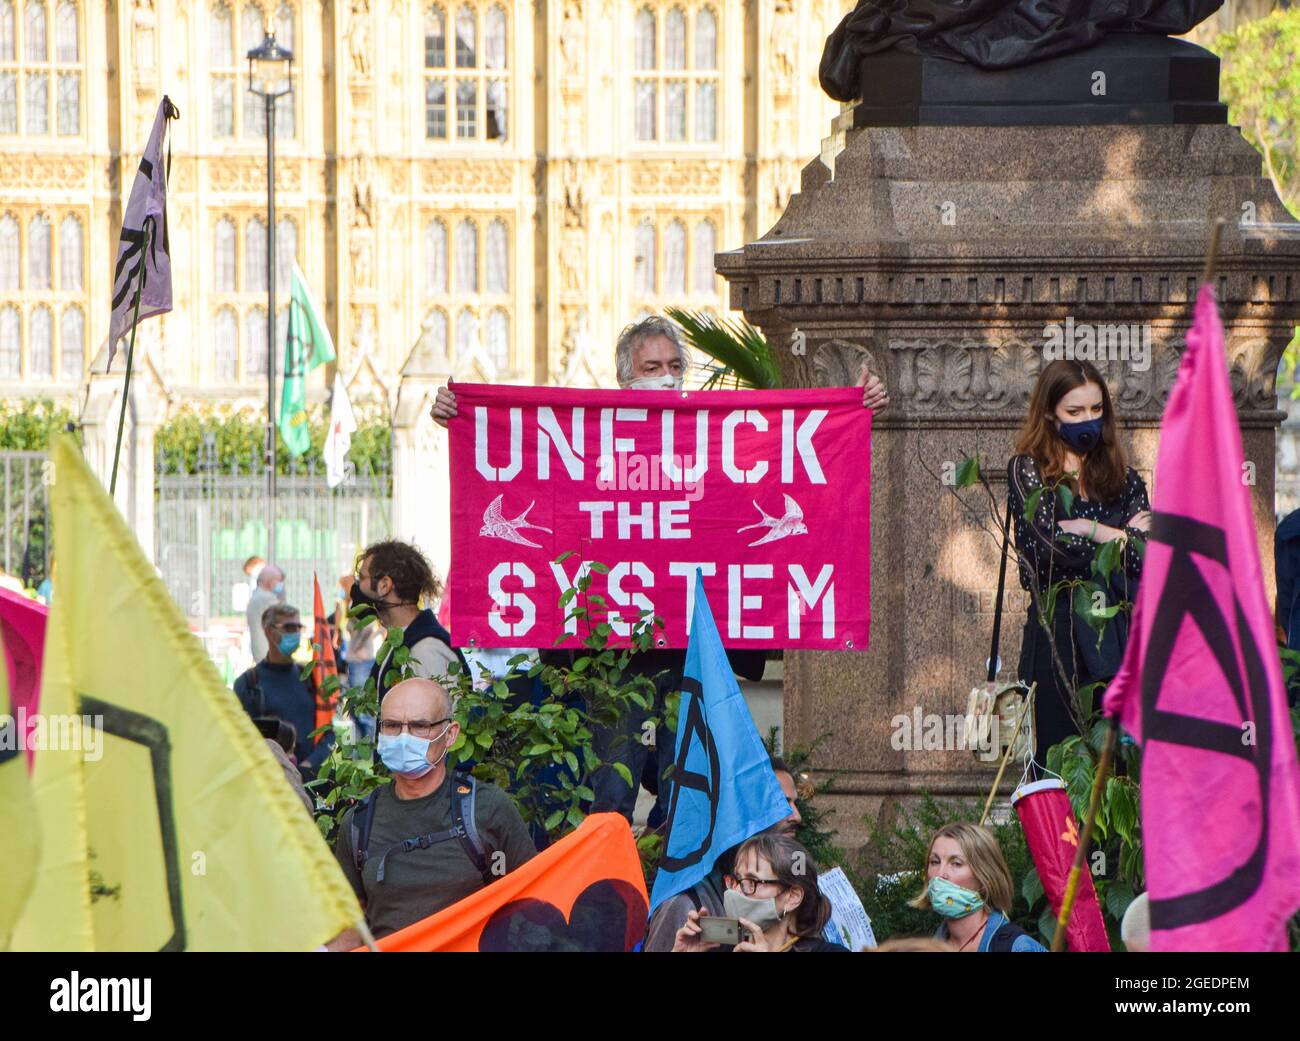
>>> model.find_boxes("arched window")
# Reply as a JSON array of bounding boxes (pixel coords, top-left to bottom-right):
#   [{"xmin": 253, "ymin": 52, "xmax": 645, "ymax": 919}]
[
  {"xmin": 665, "ymin": 8, "xmax": 685, "ymax": 70},
  {"xmin": 695, "ymin": 79, "xmax": 716, "ymax": 141},
  {"xmin": 245, "ymin": 306, "xmax": 267, "ymax": 377},
  {"xmin": 214, "ymin": 306, "xmax": 238, "ymax": 382},
  {"xmin": 59, "ymin": 213, "xmax": 80, "ymax": 290},
  {"xmin": 485, "ymin": 5, "xmax": 506, "ymax": 68},
  {"xmin": 695, "ymin": 6, "xmax": 717, "ymax": 70},
  {"xmin": 425, "ymin": 219, "xmax": 447, "ymax": 294},
  {"xmin": 485, "ymin": 219, "xmax": 508, "ymax": 294},
  {"xmin": 0, "ymin": 304, "xmax": 18, "ymax": 377},
  {"xmin": 241, "ymin": 4, "xmax": 267, "ymax": 139},
  {"xmin": 455, "ymin": 218, "xmax": 478, "ymax": 293},
  {"xmin": 455, "ymin": 305, "xmax": 479, "ymax": 359},
  {"xmin": 27, "ymin": 213, "xmax": 49, "ymax": 289},
  {"xmin": 486, "ymin": 307, "xmax": 508, "ymax": 370},
  {"xmin": 60, "ymin": 303, "xmax": 82, "ymax": 379},
  {"xmin": 274, "ymin": 4, "xmax": 294, "ymax": 136},
  {"xmin": 455, "ymin": 5, "xmax": 475, "ymax": 67},
  {"xmin": 633, "ymin": 219, "xmax": 656, "ymax": 296},
  {"xmin": 0, "ymin": 3, "xmax": 13, "ymax": 61},
  {"xmin": 424, "ymin": 5, "xmax": 448, "ymax": 138},
  {"xmin": 423, "ymin": 306, "xmax": 447, "ymax": 360},
  {"xmin": 23, "ymin": 1, "xmax": 44, "ymax": 61},
  {"xmin": 214, "ymin": 217, "xmax": 236, "ymax": 291},
  {"xmin": 0, "ymin": 214, "xmax": 17, "ymax": 289},
  {"xmin": 28, "ymin": 303, "xmax": 50, "ymax": 376},
  {"xmin": 210, "ymin": 3, "xmax": 234, "ymax": 137},
  {"xmin": 426, "ymin": 5, "xmax": 446, "ymax": 66},
  {"xmin": 54, "ymin": 1, "xmax": 75, "ymax": 60},
  {"xmin": 693, "ymin": 219, "xmax": 716, "ymax": 294},
  {"xmin": 635, "ymin": 8, "xmax": 655, "ymax": 69},
  {"xmin": 275, "ymin": 216, "xmax": 296, "ymax": 289},
  {"xmin": 664, "ymin": 219, "xmax": 686, "ymax": 296},
  {"xmin": 244, "ymin": 217, "xmax": 268, "ymax": 293}
]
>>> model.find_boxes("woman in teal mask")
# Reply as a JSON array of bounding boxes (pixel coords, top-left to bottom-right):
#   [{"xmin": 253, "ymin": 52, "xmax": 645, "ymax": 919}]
[{"xmin": 912, "ymin": 822, "xmax": 1045, "ymax": 952}]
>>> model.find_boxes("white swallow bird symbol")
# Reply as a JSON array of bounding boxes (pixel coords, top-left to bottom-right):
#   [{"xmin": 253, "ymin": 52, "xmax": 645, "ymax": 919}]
[
  {"xmin": 480, "ymin": 494, "xmax": 553, "ymax": 549},
  {"xmin": 737, "ymin": 494, "xmax": 808, "ymax": 547}
]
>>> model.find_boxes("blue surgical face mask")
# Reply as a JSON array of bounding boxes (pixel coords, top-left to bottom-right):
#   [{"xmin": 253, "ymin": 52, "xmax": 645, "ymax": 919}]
[
  {"xmin": 1056, "ymin": 417, "xmax": 1103, "ymax": 454},
  {"xmin": 277, "ymin": 632, "xmax": 301, "ymax": 656},
  {"xmin": 928, "ymin": 876, "xmax": 985, "ymax": 919},
  {"xmin": 273, "ymin": 582, "xmax": 285, "ymax": 596},
  {"xmin": 377, "ymin": 731, "xmax": 446, "ymax": 778}
]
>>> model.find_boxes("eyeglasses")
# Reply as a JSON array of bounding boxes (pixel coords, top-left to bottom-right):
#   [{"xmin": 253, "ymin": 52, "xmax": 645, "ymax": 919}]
[
  {"xmin": 377, "ymin": 717, "xmax": 452, "ymax": 739},
  {"xmin": 733, "ymin": 876, "xmax": 785, "ymax": 896},
  {"xmin": 273, "ymin": 622, "xmax": 304, "ymax": 633}
]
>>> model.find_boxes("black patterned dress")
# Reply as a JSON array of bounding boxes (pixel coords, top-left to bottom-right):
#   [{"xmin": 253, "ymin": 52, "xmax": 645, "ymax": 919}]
[{"xmin": 1005, "ymin": 454, "xmax": 1150, "ymax": 759}]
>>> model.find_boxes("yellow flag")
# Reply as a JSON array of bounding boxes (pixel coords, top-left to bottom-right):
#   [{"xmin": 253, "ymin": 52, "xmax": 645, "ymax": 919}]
[
  {"xmin": 13, "ymin": 436, "xmax": 362, "ymax": 950},
  {"xmin": 0, "ymin": 626, "xmax": 39, "ymax": 950}
]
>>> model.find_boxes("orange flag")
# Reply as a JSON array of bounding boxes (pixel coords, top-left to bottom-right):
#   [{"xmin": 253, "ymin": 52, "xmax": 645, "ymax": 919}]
[
  {"xmin": 357, "ymin": 813, "xmax": 649, "ymax": 952},
  {"xmin": 311, "ymin": 573, "xmax": 339, "ymax": 736}
]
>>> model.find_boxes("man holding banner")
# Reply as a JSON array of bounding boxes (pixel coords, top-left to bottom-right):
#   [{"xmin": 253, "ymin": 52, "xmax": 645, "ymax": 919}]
[{"xmin": 432, "ymin": 314, "xmax": 887, "ymax": 820}]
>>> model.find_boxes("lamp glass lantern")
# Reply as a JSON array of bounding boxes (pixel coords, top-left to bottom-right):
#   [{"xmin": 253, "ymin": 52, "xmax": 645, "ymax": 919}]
[{"xmin": 247, "ymin": 30, "xmax": 293, "ymax": 99}]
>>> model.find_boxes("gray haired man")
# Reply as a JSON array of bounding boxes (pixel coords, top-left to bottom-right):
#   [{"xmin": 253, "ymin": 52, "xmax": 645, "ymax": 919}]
[{"xmin": 429, "ymin": 314, "xmax": 888, "ymax": 820}]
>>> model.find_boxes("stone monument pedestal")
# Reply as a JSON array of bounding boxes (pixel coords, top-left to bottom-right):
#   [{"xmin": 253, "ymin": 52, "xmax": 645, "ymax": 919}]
[{"xmin": 717, "ymin": 120, "xmax": 1300, "ymax": 857}]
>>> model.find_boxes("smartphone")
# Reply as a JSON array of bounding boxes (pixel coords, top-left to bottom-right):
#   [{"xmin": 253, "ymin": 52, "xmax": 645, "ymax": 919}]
[{"xmin": 699, "ymin": 916, "xmax": 749, "ymax": 946}]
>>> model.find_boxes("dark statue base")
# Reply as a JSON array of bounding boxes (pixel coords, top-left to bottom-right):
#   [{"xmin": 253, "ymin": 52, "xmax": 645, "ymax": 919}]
[{"xmin": 847, "ymin": 34, "xmax": 1227, "ymax": 128}]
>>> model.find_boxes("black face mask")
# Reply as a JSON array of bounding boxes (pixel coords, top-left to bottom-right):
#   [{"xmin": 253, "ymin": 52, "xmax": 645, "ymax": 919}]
[{"xmin": 350, "ymin": 580, "xmax": 385, "ymax": 616}]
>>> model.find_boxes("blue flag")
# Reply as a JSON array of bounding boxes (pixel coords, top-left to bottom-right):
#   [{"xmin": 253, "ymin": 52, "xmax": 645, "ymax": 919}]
[{"xmin": 649, "ymin": 573, "xmax": 790, "ymax": 913}]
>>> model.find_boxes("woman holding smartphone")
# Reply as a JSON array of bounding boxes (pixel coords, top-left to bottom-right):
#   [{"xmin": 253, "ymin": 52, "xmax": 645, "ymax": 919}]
[{"xmin": 1007, "ymin": 359, "xmax": 1151, "ymax": 760}]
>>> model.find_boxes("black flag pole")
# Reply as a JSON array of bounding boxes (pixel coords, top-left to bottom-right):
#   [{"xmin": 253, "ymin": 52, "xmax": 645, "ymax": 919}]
[{"xmin": 109, "ymin": 219, "xmax": 154, "ymax": 498}]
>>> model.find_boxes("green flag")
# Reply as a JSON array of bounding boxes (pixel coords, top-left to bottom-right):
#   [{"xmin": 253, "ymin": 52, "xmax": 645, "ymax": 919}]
[{"xmin": 279, "ymin": 264, "xmax": 336, "ymax": 457}]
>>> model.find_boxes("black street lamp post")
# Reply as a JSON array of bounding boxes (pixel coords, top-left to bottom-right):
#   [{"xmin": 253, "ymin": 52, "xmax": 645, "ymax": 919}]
[{"xmin": 247, "ymin": 29, "xmax": 293, "ymax": 565}]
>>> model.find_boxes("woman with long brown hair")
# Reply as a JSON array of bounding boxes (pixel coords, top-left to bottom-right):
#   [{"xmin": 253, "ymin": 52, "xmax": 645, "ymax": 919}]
[{"xmin": 1008, "ymin": 359, "xmax": 1151, "ymax": 759}]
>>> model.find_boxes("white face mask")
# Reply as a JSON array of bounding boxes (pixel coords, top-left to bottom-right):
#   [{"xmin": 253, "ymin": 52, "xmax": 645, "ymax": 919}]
[{"xmin": 626, "ymin": 374, "xmax": 683, "ymax": 391}]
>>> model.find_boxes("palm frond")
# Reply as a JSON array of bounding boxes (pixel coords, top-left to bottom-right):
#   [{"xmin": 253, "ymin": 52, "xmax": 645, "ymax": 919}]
[{"xmin": 665, "ymin": 307, "xmax": 782, "ymax": 390}]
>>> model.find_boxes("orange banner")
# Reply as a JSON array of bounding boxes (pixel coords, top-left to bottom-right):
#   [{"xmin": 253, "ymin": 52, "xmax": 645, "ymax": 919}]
[
  {"xmin": 357, "ymin": 813, "xmax": 649, "ymax": 952},
  {"xmin": 311, "ymin": 573, "xmax": 339, "ymax": 735}
]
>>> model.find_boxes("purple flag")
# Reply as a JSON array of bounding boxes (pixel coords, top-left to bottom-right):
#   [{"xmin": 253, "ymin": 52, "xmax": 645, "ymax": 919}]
[
  {"xmin": 108, "ymin": 97, "xmax": 177, "ymax": 367},
  {"xmin": 1104, "ymin": 284, "xmax": 1300, "ymax": 951}
]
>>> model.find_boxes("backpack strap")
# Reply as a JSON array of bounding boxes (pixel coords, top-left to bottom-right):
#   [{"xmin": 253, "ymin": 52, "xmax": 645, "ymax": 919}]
[
  {"xmin": 987, "ymin": 919, "xmax": 1031, "ymax": 953},
  {"xmin": 351, "ymin": 788, "xmax": 382, "ymax": 875},
  {"xmin": 451, "ymin": 772, "xmax": 493, "ymax": 884},
  {"xmin": 237, "ymin": 665, "xmax": 267, "ymax": 718}
]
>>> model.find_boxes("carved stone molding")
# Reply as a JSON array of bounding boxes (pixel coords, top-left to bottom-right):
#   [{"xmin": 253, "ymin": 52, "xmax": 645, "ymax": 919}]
[
  {"xmin": 0, "ymin": 154, "xmax": 89, "ymax": 190},
  {"xmin": 207, "ymin": 157, "xmax": 304, "ymax": 194},
  {"xmin": 630, "ymin": 160, "xmax": 724, "ymax": 196},
  {"xmin": 421, "ymin": 159, "xmax": 516, "ymax": 194}
]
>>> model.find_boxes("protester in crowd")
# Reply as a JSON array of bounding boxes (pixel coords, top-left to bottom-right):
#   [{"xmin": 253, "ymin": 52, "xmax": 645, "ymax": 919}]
[
  {"xmin": 338, "ymin": 573, "xmax": 382, "ymax": 687},
  {"xmin": 243, "ymin": 555, "xmax": 266, "ymax": 590},
  {"xmin": 265, "ymin": 738, "xmax": 314, "ymax": 814},
  {"xmin": 910, "ymin": 822, "xmax": 1045, "ymax": 952},
  {"xmin": 36, "ymin": 557, "xmax": 53, "ymax": 605},
  {"xmin": 868, "ymin": 937, "xmax": 952, "ymax": 952},
  {"xmin": 643, "ymin": 756, "xmax": 803, "ymax": 951},
  {"xmin": 245, "ymin": 564, "xmax": 284, "ymax": 662},
  {"xmin": 1120, "ymin": 891, "xmax": 1150, "ymax": 952},
  {"xmin": 234, "ymin": 603, "xmax": 334, "ymax": 773},
  {"xmin": 1275, "ymin": 510, "xmax": 1300, "ymax": 705},
  {"xmin": 352, "ymin": 539, "xmax": 465, "ymax": 702},
  {"xmin": 671, "ymin": 833, "xmax": 847, "ymax": 953},
  {"xmin": 1008, "ymin": 359, "xmax": 1151, "ymax": 759},
  {"xmin": 326, "ymin": 678, "xmax": 537, "ymax": 947},
  {"xmin": 428, "ymin": 316, "xmax": 887, "ymax": 820}
]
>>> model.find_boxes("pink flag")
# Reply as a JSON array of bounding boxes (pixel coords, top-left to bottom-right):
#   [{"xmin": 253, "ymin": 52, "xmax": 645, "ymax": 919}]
[
  {"xmin": 108, "ymin": 96, "xmax": 178, "ymax": 367},
  {"xmin": 1103, "ymin": 284, "xmax": 1300, "ymax": 951},
  {"xmin": 0, "ymin": 586, "xmax": 46, "ymax": 770},
  {"xmin": 447, "ymin": 383, "xmax": 871, "ymax": 649}
]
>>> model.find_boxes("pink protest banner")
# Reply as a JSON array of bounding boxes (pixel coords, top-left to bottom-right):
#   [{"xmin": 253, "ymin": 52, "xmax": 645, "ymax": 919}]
[
  {"xmin": 1104, "ymin": 284, "xmax": 1300, "ymax": 951},
  {"xmin": 0, "ymin": 586, "xmax": 47, "ymax": 770},
  {"xmin": 448, "ymin": 383, "xmax": 871, "ymax": 650}
]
